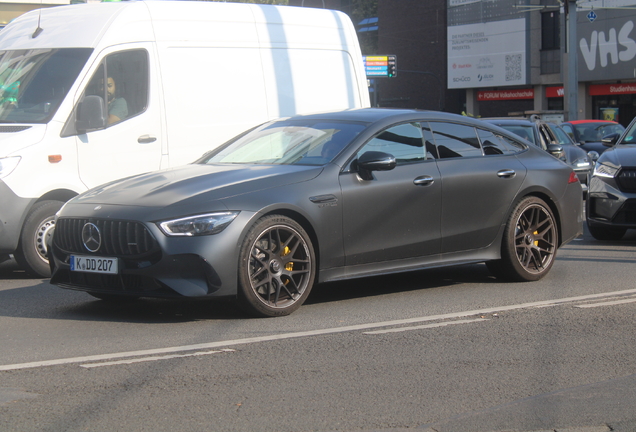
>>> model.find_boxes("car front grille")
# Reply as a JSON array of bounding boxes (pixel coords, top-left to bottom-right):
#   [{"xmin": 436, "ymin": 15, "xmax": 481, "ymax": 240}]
[
  {"xmin": 617, "ymin": 168, "xmax": 636, "ymax": 193},
  {"xmin": 54, "ymin": 218, "xmax": 160, "ymax": 257}
]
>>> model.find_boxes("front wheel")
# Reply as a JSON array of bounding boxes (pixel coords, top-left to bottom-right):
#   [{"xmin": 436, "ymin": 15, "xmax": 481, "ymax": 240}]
[
  {"xmin": 237, "ymin": 215, "xmax": 316, "ymax": 317},
  {"xmin": 14, "ymin": 200, "xmax": 64, "ymax": 278},
  {"xmin": 487, "ymin": 197, "xmax": 558, "ymax": 282}
]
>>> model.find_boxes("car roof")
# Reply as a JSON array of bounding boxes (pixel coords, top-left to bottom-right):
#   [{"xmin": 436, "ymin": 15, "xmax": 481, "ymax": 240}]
[
  {"xmin": 279, "ymin": 108, "xmax": 492, "ymax": 128},
  {"xmin": 563, "ymin": 120, "xmax": 618, "ymax": 125},
  {"xmin": 481, "ymin": 118, "xmax": 536, "ymax": 126}
]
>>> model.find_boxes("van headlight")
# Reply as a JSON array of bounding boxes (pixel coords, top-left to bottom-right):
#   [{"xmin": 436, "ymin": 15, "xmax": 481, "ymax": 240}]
[
  {"xmin": 0, "ymin": 156, "xmax": 21, "ymax": 179},
  {"xmin": 158, "ymin": 211, "xmax": 239, "ymax": 236}
]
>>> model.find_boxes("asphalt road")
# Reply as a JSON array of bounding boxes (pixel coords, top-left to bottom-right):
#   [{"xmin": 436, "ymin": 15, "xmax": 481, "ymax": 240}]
[{"xmin": 1, "ymin": 227, "xmax": 636, "ymax": 432}]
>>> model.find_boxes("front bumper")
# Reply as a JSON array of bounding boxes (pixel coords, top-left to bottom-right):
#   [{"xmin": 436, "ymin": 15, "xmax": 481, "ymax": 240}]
[
  {"xmin": 587, "ymin": 175, "xmax": 636, "ymax": 228},
  {"xmin": 0, "ymin": 181, "xmax": 36, "ymax": 254},
  {"xmin": 49, "ymin": 212, "xmax": 255, "ymax": 299}
]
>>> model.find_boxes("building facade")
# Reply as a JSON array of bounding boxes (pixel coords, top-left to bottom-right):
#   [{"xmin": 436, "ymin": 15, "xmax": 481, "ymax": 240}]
[{"xmin": 373, "ymin": 0, "xmax": 636, "ymax": 127}]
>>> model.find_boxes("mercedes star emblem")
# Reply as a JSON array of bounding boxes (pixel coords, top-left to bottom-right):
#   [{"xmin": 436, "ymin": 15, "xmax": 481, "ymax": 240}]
[{"xmin": 81, "ymin": 222, "xmax": 102, "ymax": 253}]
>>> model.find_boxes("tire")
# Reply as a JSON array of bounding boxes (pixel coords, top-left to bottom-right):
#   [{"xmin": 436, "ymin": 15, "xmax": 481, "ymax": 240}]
[
  {"xmin": 487, "ymin": 196, "xmax": 558, "ymax": 282},
  {"xmin": 237, "ymin": 215, "xmax": 316, "ymax": 317},
  {"xmin": 14, "ymin": 200, "xmax": 64, "ymax": 278},
  {"xmin": 587, "ymin": 223, "xmax": 626, "ymax": 241}
]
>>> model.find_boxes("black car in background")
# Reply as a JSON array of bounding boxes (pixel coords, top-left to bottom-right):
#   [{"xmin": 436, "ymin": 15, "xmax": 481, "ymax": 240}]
[
  {"xmin": 560, "ymin": 120, "xmax": 625, "ymax": 154},
  {"xmin": 482, "ymin": 118, "xmax": 594, "ymax": 193},
  {"xmin": 587, "ymin": 117, "xmax": 636, "ymax": 240},
  {"xmin": 49, "ymin": 109, "xmax": 583, "ymax": 317}
]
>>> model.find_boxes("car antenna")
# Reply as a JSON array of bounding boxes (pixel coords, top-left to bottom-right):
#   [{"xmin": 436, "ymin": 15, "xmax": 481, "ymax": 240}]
[{"xmin": 32, "ymin": 0, "xmax": 44, "ymax": 38}]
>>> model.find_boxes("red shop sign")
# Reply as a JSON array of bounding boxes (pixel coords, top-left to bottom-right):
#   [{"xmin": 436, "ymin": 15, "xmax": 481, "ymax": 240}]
[
  {"xmin": 478, "ymin": 89, "xmax": 534, "ymax": 101},
  {"xmin": 546, "ymin": 86, "xmax": 564, "ymax": 98},
  {"xmin": 589, "ymin": 83, "xmax": 636, "ymax": 96}
]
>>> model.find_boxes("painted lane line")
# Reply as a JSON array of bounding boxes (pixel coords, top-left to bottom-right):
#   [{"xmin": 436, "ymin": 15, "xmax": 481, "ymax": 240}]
[
  {"xmin": 80, "ymin": 349, "xmax": 236, "ymax": 369},
  {"xmin": 3, "ymin": 288, "xmax": 636, "ymax": 372},
  {"xmin": 575, "ymin": 297, "xmax": 636, "ymax": 308},
  {"xmin": 363, "ymin": 318, "xmax": 488, "ymax": 335}
]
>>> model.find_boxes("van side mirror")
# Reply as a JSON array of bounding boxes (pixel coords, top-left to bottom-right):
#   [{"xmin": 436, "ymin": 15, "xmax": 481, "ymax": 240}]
[
  {"xmin": 355, "ymin": 151, "xmax": 396, "ymax": 180},
  {"xmin": 601, "ymin": 132, "xmax": 620, "ymax": 147},
  {"xmin": 76, "ymin": 95, "xmax": 107, "ymax": 132}
]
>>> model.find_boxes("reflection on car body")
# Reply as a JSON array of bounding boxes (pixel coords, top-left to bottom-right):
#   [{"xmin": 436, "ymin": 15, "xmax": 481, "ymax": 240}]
[{"xmin": 49, "ymin": 109, "xmax": 584, "ymax": 317}]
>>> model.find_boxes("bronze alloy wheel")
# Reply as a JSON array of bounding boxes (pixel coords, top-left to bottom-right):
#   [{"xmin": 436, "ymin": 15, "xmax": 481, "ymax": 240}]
[
  {"xmin": 513, "ymin": 200, "xmax": 557, "ymax": 275},
  {"xmin": 238, "ymin": 215, "xmax": 315, "ymax": 317}
]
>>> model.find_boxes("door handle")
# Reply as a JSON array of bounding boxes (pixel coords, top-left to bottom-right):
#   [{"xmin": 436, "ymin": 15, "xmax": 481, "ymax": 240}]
[
  {"xmin": 497, "ymin": 169, "xmax": 516, "ymax": 178},
  {"xmin": 138, "ymin": 134, "xmax": 157, "ymax": 144},
  {"xmin": 413, "ymin": 175, "xmax": 434, "ymax": 186}
]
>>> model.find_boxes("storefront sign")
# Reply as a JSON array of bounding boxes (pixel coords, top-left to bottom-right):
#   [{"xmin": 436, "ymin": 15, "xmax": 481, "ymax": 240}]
[
  {"xmin": 546, "ymin": 86, "xmax": 564, "ymax": 98},
  {"xmin": 477, "ymin": 89, "xmax": 534, "ymax": 101},
  {"xmin": 589, "ymin": 83, "xmax": 636, "ymax": 96},
  {"xmin": 578, "ymin": 10, "xmax": 636, "ymax": 81}
]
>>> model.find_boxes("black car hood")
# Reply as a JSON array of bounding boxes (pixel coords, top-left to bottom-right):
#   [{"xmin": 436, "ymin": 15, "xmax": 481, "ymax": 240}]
[
  {"xmin": 598, "ymin": 145, "xmax": 636, "ymax": 168},
  {"xmin": 73, "ymin": 163, "xmax": 323, "ymax": 209}
]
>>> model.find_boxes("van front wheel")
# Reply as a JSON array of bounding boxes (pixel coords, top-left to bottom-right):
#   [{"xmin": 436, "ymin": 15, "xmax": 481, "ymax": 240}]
[{"xmin": 15, "ymin": 200, "xmax": 64, "ymax": 278}]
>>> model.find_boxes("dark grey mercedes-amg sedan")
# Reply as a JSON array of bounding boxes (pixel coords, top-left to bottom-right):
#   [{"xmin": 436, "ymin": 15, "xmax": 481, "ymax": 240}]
[{"xmin": 49, "ymin": 109, "xmax": 583, "ymax": 317}]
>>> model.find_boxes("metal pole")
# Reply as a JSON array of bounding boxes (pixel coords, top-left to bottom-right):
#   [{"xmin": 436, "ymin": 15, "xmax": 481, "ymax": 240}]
[{"xmin": 565, "ymin": 0, "xmax": 579, "ymax": 121}]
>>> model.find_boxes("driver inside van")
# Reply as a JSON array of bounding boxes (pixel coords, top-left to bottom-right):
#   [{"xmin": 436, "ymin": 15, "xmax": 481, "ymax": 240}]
[{"xmin": 107, "ymin": 75, "xmax": 128, "ymax": 125}]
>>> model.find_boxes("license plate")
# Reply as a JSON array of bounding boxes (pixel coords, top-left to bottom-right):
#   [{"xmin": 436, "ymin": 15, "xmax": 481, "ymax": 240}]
[{"xmin": 70, "ymin": 255, "xmax": 118, "ymax": 274}]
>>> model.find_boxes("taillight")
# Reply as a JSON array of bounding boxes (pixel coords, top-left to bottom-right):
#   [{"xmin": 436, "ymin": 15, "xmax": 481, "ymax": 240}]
[{"xmin": 568, "ymin": 172, "xmax": 579, "ymax": 184}]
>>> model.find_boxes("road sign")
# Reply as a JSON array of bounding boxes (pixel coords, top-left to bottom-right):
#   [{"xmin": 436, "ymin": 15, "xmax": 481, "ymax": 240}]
[{"xmin": 363, "ymin": 55, "xmax": 397, "ymax": 78}]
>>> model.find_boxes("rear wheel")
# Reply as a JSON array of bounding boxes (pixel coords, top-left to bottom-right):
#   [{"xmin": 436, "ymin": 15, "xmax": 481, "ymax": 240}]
[
  {"xmin": 587, "ymin": 224, "xmax": 626, "ymax": 241},
  {"xmin": 487, "ymin": 196, "xmax": 557, "ymax": 282},
  {"xmin": 14, "ymin": 200, "xmax": 64, "ymax": 278},
  {"xmin": 237, "ymin": 215, "xmax": 316, "ymax": 317}
]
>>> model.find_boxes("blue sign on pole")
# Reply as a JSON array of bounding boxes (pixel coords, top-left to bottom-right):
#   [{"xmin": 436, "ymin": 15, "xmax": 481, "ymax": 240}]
[{"xmin": 587, "ymin": 10, "xmax": 597, "ymax": 22}]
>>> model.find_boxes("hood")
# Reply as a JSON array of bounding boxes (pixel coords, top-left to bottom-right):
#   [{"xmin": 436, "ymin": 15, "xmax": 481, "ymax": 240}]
[
  {"xmin": 0, "ymin": 124, "xmax": 47, "ymax": 156},
  {"xmin": 598, "ymin": 144, "xmax": 636, "ymax": 168},
  {"xmin": 72, "ymin": 163, "xmax": 323, "ymax": 210}
]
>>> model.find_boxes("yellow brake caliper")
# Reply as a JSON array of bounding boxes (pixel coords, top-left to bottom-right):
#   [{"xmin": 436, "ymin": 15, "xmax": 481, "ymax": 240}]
[{"xmin": 283, "ymin": 246, "xmax": 293, "ymax": 279}]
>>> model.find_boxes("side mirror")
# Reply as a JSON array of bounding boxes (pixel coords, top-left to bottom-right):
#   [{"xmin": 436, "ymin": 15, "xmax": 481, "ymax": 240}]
[
  {"xmin": 76, "ymin": 95, "xmax": 107, "ymax": 132},
  {"xmin": 601, "ymin": 132, "xmax": 620, "ymax": 146},
  {"xmin": 547, "ymin": 143, "xmax": 564, "ymax": 160},
  {"xmin": 355, "ymin": 151, "xmax": 396, "ymax": 180},
  {"xmin": 587, "ymin": 151, "xmax": 600, "ymax": 163}
]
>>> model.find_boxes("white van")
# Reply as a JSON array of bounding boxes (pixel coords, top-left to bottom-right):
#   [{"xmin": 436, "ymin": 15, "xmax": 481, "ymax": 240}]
[{"xmin": 0, "ymin": 1, "xmax": 370, "ymax": 277}]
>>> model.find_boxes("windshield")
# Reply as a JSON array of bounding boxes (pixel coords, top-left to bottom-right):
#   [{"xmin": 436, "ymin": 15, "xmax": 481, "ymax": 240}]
[
  {"xmin": 495, "ymin": 124, "xmax": 536, "ymax": 145},
  {"xmin": 573, "ymin": 123, "xmax": 625, "ymax": 142},
  {"xmin": 0, "ymin": 48, "xmax": 92, "ymax": 124},
  {"xmin": 548, "ymin": 124, "xmax": 575, "ymax": 145},
  {"xmin": 621, "ymin": 121, "xmax": 636, "ymax": 144},
  {"xmin": 201, "ymin": 120, "xmax": 366, "ymax": 166}
]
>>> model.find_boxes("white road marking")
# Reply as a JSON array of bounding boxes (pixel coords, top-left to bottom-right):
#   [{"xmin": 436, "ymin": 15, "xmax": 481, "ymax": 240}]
[
  {"xmin": 2, "ymin": 288, "xmax": 636, "ymax": 372},
  {"xmin": 574, "ymin": 297, "xmax": 636, "ymax": 308},
  {"xmin": 80, "ymin": 349, "xmax": 236, "ymax": 368},
  {"xmin": 363, "ymin": 318, "xmax": 488, "ymax": 334}
]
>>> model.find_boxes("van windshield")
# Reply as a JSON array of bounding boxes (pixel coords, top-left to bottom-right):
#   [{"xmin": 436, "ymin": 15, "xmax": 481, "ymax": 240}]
[{"xmin": 0, "ymin": 48, "xmax": 92, "ymax": 124}]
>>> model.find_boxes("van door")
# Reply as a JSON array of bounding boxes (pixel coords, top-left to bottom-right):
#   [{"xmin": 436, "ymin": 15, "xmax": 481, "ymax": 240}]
[{"xmin": 74, "ymin": 47, "xmax": 163, "ymax": 189}]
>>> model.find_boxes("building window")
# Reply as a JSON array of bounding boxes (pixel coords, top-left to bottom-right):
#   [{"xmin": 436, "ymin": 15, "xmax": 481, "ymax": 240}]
[{"xmin": 541, "ymin": 11, "xmax": 560, "ymax": 50}]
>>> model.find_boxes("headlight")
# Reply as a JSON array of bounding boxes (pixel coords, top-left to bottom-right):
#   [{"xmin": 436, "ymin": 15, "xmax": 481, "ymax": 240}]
[
  {"xmin": 573, "ymin": 157, "xmax": 591, "ymax": 168},
  {"xmin": 158, "ymin": 211, "xmax": 239, "ymax": 237},
  {"xmin": 593, "ymin": 162, "xmax": 619, "ymax": 178},
  {"xmin": 0, "ymin": 156, "xmax": 21, "ymax": 179}
]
